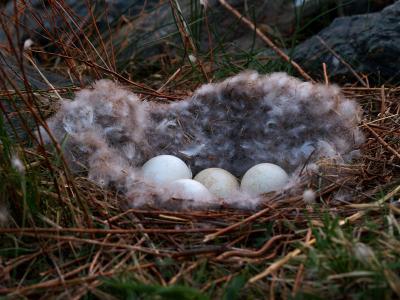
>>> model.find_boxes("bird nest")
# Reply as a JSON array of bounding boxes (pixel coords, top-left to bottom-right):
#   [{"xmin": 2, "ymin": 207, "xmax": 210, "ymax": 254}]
[
  {"xmin": 1, "ymin": 76, "xmax": 399, "ymax": 298},
  {"xmin": 38, "ymin": 71, "xmax": 365, "ymax": 210}
]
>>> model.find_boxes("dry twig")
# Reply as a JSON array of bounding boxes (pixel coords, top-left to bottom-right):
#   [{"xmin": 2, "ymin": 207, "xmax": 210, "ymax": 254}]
[{"xmin": 218, "ymin": 0, "xmax": 314, "ymax": 83}]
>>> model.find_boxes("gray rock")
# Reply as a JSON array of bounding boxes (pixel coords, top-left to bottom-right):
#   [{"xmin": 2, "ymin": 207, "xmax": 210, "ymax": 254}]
[
  {"xmin": 0, "ymin": 0, "xmax": 157, "ymax": 44},
  {"xmin": 2, "ymin": 0, "xmax": 392, "ymax": 61},
  {"xmin": 1, "ymin": 0, "xmax": 398, "ymax": 84},
  {"xmin": 206, "ymin": 0, "xmax": 393, "ymax": 37},
  {"xmin": 0, "ymin": 51, "xmax": 72, "ymax": 142},
  {"xmin": 115, "ymin": 0, "xmax": 395, "ymax": 77},
  {"xmin": 293, "ymin": 0, "xmax": 400, "ymax": 83},
  {"xmin": 0, "ymin": 52, "xmax": 69, "ymax": 89}
]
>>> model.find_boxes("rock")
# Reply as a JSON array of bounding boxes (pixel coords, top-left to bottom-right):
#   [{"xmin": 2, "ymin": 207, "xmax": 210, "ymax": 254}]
[
  {"xmin": 113, "ymin": 0, "xmax": 394, "ymax": 71},
  {"xmin": 2, "ymin": 0, "xmax": 393, "ymax": 63},
  {"xmin": 0, "ymin": 52, "xmax": 69, "ymax": 90},
  {"xmin": 0, "ymin": 0, "xmax": 158, "ymax": 45},
  {"xmin": 207, "ymin": 0, "xmax": 393, "ymax": 37},
  {"xmin": 1, "ymin": 0, "xmax": 398, "ymax": 84},
  {"xmin": 0, "ymin": 51, "xmax": 71, "ymax": 141},
  {"xmin": 292, "ymin": 0, "xmax": 400, "ymax": 83}
]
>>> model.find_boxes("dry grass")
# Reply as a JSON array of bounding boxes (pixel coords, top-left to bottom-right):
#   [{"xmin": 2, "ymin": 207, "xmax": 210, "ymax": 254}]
[{"xmin": 0, "ymin": 1, "xmax": 399, "ymax": 299}]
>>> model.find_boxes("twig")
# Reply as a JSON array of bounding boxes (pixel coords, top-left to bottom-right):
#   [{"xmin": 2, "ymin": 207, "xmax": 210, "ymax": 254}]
[
  {"xmin": 30, "ymin": 50, "xmax": 182, "ymax": 100},
  {"xmin": 157, "ymin": 68, "xmax": 182, "ymax": 92},
  {"xmin": 364, "ymin": 122, "xmax": 400, "ymax": 160},
  {"xmin": 249, "ymin": 184, "xmax": 400, "ymax": 284},
  {"xmin": 24, "ymin": 55, "xmax": 63, "ymax": 101},
  {"xmin": 172, "ymin": 246, "xmax": 228, "ymax": 258},
  {"xmin": 322, "ymin": 63, "xmax": 329, "ymax": 85},
  {"xmin": 380, "ymin": 85, "xmax": 387, "ymax": 118},
  {"xmin": 216, "ymin": 234, "xmax": 290, "ymax": 260},
  {"xmin": 316, "ymin": 36, "xmax": 367, "ymax": 87},
  {"xmin": 340, "ymin": 184, "xmax": 400, "ymax": 224},
  {"xmin": 4, "ymin": 233, "xmax": 171, "ymax": 256},
  {"xmin": 0, "ymin": 227, "xmax": 217, "ymax": 234},
  {"xmin": 169, "ymin": 261, "xmax": 202, "ymax": 284},
  {"xmin": 201, "ymin": 273, "xmax": 236, "ymax": 292},
  {"xmin": 292, "ymin": 229, "xmax": 311, "ymax": 295},
  {"xmin": 218, "ymin": 0, "xmax": 314, "ymax": 83},
  {"xmin": 203, "ymin": 206, "xmax": 274, "ymax": 242},
  {"xmin": 248, "ymin": 238, "xmax": 316, "ymax": 284}
]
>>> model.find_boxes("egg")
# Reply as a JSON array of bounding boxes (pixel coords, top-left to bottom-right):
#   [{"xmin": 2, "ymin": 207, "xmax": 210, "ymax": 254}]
[
  {"xmin": 168, "ymin": 179, "xmax": 214, "ymax": 203},
  {"xmin": 141, "ymin": 155, "xmax": 192, "ymax": 186},
  {"xmin": 241, "ymin": 163, "xmax": 289, "ymax": 196},
  {"xmin": 194, "ymin": 168, "xmax": 239, "ymax": 198}
]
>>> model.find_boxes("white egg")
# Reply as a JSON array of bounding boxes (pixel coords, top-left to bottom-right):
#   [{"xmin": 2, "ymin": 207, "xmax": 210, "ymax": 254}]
[
  {"xmin": 169, "ymin": 179, "xmax": 214, "ymax": 203},
  {"xmin": 241, "ymin": 163, "xmax": 289, "ymax": 196},
  {"xmin": 194, "ymin": 168, "xmax": 239, "ymax": 198},
  {"xmin": 141, "ymin": 155, "xmax": 192, "ymax": 186}
]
